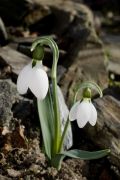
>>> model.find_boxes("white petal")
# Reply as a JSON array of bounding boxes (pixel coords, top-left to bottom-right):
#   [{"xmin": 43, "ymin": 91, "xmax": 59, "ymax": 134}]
[
  {"xmin": 17, "ymin": 63, "xmax": 31, "ymax": 94},
  {"xmin": 76, "ymin": 101, "xmax": 91, "ymax": 128},
  {"xmin": 69, "ymin": 101, "xmax": 80, "ymax": 121},
  {"xmin": 89, "ymin": 103, "xmax": 97, "ymax": 126},
  {"xmin": 29, "ymin": 67, "xmax": 48, "ymax": 100}
]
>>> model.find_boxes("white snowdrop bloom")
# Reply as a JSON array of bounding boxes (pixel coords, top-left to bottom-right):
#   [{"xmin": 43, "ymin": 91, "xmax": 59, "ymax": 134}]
[
  {"xmin": 17, "ymin": 61, "xmax": 49, "ymax": 100},
  {"xmin": 69, "ymin": 99, "xmax": 97, "ymax": 128}
]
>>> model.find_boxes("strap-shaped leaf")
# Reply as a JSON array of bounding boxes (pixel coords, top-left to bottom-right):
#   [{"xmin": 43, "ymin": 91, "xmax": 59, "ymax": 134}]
[
  {"xmin": 62, "ymin": 149, "xmax": 110, "ymax": 159},
  {"xmin": 52, "ymin": 149, "xmax": 110, "ymax": 170},
  {"xmin": 37, "ymin": 88, "xmax": 55, "ymax": 159}
]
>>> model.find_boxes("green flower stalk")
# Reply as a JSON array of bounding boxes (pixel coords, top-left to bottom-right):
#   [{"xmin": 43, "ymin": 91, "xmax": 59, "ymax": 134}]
[
  {"xmin": 17, "ymin": 36, "xmax": 110, "ymax": 170},
  {"xmin": 31, "ymin": 36, "xmax": 61, "ymax": 156}
]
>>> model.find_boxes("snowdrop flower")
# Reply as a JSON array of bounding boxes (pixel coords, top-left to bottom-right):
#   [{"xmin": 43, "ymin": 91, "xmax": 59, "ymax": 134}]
[
  {"xmin": 69, "ymin": 87, "xmax": 98, "ymax": 128},
  {"xmin": 69, "ymin": 99, "xmax": 97, "ymax": 128},
  {"xmin": 17, "ymin": 61, "xmax": 49, "ymax": 100}
]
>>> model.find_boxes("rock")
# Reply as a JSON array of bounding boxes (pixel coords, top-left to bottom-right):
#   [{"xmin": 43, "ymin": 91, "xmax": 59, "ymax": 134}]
[
  {"xmin": 59, "ymin": 3, "xmax": 102, "ymax": 66},
  {"xmin": 108, "ymin": 60, "xmax": 120, "ymax": 76},
  {"xmin": 0, "ymin": 56, "xmax": 12, "ymax": 79},
  {"xmin": 0, "ymin": 46, "xmax": 30, "ymax": 75},
  {"xmin": 57, "ymin": 65, "xmax": 67, "ymax": 82},
  {"xmin": 84, "ymin": 0, "xmax": 120, "ymax": 12},
  {"xmin": 0, "ymin": 79, "xmax": 34, "ymax": 132},
  {"xmin": 58, "ymin": 2, "xmax": 108, "ymax": 99},
  {"xmin": 103, "ymin": 86, "xmax": 120, "ymax": 101},
  {"xmin": 101, "ymin": 33, "xmax": 120, "ymax": 85},
  {"xmin": 0, "ymin": 79, "xmax": 18, "ymax": 127},
  {"xmin": 0, "ymin": 0, "xmax": 45, "ymax": 26},
  {"xmin": 28, "ymin": 0, "xmax": 82, "ymax": 34},
  {"xmin": 9, "ymin": 0, "xmax": 98, "ymax": 41},
  {"xmin": 0, "ymin": 80, "xmax": 30, "ymax": 150},
  {"xmin": 7, "ymin": 169, "xmax": 22, "ymax": 178},
  {"xmin": 60, "ymin": 44, "xmax": 108, "ymax": 105},
  {"xmin": 24, "ymin": 1, "xmax": 51, "ymax": 27},
  {"xmin": 0, "ymin": 17, "xmax": 8, "ymax": 45},
  {"xmin": 101, "ymin": 33, "xmax": 120, "ymax": 45},
  {"xmin": 0, "ymin": 175, "xmax": 11, "ymax": 180},
  {"xmin": 69, "ymin": 6, "xmax": 96, "ymax": 38},
  {"xmin": 84, "ymin": 95, "xmax": 120, "ymax": 169}
]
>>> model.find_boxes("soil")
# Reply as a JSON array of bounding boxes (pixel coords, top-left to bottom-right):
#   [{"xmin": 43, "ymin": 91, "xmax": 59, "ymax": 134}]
[{"xmin": 0, "ymin": 120, "xmax": 117, "ymax": 179}]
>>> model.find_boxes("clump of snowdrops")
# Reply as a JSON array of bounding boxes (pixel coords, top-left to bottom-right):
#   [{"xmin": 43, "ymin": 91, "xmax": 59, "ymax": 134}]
[{"xmin": 17, "ymin": 36, "xmax": 110, "ymax": 170}]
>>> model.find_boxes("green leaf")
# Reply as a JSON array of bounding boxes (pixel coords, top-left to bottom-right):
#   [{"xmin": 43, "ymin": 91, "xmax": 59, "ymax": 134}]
[
  {"xmin": 62, "ymin": 149, "xmax": 110, "ymax": 159},
  {"xmin": 37, "ymin": 88, "xmax": 55, "ymax": 159},
  {"xmin": 52, "ymin": 149, "xmax": 110, "ymax": 170},
  {"xmin": 51, "ymin": 154, "xmax": 64, "ymax": 170}
]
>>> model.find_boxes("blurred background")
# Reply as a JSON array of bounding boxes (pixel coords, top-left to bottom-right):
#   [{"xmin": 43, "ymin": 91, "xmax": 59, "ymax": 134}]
[{"xmin": 0, "ymin": 0, "xmax": 120, "ymax": 179}]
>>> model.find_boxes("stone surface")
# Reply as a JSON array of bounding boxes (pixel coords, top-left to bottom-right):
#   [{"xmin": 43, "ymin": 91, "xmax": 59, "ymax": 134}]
[
  {"xmin": 0, "ymin": 79, "xmax": 72, "ymax": 150},
  {"xmin": 0, "ymin": 17, "xmax": 8, "ymax": 45},
  {"xmin": 0, "ymin": 56, "xmax": 12, "ymax": 79},
  {"xmin": 60, "ymin": 44, "xmax": 108, "ymax": 105},
  {"xmin": 102, "ymin": 33, "xmax": 120, "ymax": 73},
  {"xmin": 56, "ymin": 2, "xmax": 107, "ymax": 97},
  {"xmin": 0, "ymin": 46, "xmax": 30, "ymax": 75},
  {"xmin": 84, "ymin": 95, "xmax": 120, "ymax": 169},
  {"xmin": 101, "ymin": 33, "xmax": 120, "ymax": 85},
  {"xmin": 0, "ymin": 175, "xmax": 11, "ymax": 180},
  {"xmin": 0, "ymin": 0, "xmax": 40, "ymax": 26},
  {"xmin": 0, "ymin": 79, "xmax": 33, "ymax": 129},
  {"xmin": 0, "ymin": 80, "xmax": 18, "ymax": 127},
  {"xmin": 3, "ymin": 0, "xmax": 97, "ymax": 45}
]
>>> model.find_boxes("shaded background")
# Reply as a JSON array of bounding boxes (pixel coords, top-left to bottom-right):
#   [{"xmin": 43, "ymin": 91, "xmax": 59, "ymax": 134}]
[{"xmin": 0, "ymin": 0, "xmax": 120, "ymax": 179}]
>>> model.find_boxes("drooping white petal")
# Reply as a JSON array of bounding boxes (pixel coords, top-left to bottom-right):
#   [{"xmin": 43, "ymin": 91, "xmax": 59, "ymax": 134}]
[
  {"xmin": 29, "ymin": 67, "xmax": 48, "ymax": 100},
  {"xmin": 17, "ymin": 63, "xmax": 31, "ymax": 94},
  {"xmin": 76, "ymin": 101, "xmax": 91, "ymax": 128},
  {"xmin": 69, "ymin": 101, "xmax": 80, "ymax": 121},
  {"xmin": 89, "ymin": 103, "xmax": 97, "ymax": 126}
]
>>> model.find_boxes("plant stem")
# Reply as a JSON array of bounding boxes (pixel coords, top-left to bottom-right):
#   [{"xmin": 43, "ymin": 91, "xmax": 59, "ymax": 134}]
[
  {"xmin": 31, "ymin": 36, "xmax": 61, "ymax": 156},
  {"xmin": 50, "ymin": 38, "xmax": 61, "ymax": 155},
  {"xmin": 52, "ymin": 77, "xmax": 61, "ymax": 154},
  {"xmin": 58, "ymin": 118, "xmax": 70, "ymax": 152}
]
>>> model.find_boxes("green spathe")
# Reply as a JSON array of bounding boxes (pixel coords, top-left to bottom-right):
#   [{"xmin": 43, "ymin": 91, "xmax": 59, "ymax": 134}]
[
  {"xmin": 32, "ymin": 45, "xmax": 44, "ymax": 61},
  {"xmin": 83, "ymin": 88, "xmax": 91, "ymax": 99}
]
